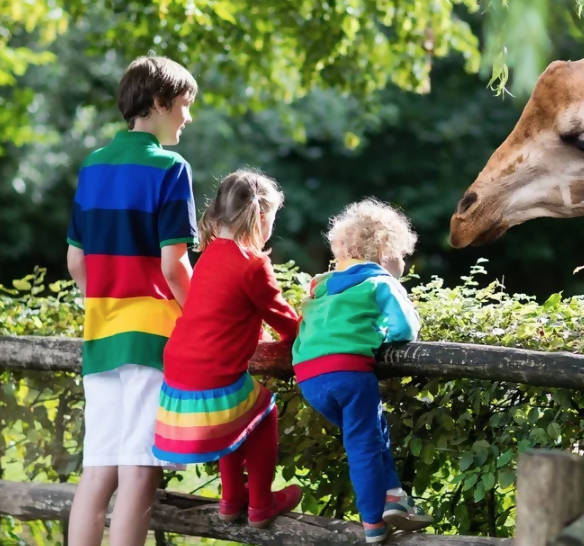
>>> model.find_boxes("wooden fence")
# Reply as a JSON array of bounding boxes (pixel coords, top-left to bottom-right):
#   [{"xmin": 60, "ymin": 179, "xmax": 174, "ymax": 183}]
[{"xmin": 1, "ymin": 335, "xmax": 584, "ymax": 545}]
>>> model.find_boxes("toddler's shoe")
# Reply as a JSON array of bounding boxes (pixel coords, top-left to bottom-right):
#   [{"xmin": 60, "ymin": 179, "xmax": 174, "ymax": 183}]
[
  {"xmin": 363, "ymin": 522, "xmax": 389, "ymax": 544},
  {"xmin": 248, "ymin": 485, "xmax": 303, "ymax": 529},
  {"xmin": 219, "ymin": 484, "xmax": 249, "ymax": 522},
  {"xmin": 382, "ymin": 490, "xmax": 433, "ymax": 532}
]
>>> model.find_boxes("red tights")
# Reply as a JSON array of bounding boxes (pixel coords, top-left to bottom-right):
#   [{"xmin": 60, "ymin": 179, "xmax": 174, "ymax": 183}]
[{"xmin": 219, "ymin": 406, "xmax": 278, "ymax": 510}]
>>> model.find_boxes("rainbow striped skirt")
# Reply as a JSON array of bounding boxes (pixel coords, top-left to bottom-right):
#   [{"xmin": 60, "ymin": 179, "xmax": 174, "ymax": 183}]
[{"xmin": 152, "ymin": 372, "xmax": 275, "ymax": 464}]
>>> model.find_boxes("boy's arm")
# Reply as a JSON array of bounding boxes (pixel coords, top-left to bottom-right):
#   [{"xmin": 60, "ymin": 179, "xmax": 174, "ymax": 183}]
[
  {"xmin": 67, "ymin": 245, "xmax": 87, "ymax": 297},
  {"xmin": 161, "ymin": 243, "xmax": 192, "ymax": 308},
  {"xmin": 375, "ymin": 277, "xmax": 421, "ymax": 342},
  {"xmin": 158, "ymin": 159, "xmax": 197, "ymax": 307},
  {"xmin": 66, "ymin": 190, "xmax": 86, "ymax": 296},
  {"xmin": 245, "ymin": 258, "xmax": 299, "ymax": 343}
]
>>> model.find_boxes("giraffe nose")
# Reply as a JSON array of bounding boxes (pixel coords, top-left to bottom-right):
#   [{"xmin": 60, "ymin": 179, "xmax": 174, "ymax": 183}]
[{"xmin": 456, "ymin": 192, "xmax": 478, "ymax": 215}]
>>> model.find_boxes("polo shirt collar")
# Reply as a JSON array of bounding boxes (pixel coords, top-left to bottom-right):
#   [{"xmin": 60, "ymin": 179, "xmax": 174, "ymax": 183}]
[{"xmin": 113, "ymin": 130, "xmax": 161, "ymax": 148}]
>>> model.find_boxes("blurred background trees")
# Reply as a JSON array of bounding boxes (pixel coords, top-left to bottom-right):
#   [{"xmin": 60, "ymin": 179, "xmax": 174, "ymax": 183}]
[{"xmin": 2, "ymin": 0, "xmax": 584, "ymax": 298}]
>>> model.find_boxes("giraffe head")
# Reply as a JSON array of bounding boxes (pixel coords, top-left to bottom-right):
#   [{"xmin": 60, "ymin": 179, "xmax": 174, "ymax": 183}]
[{"xmin": 450, "ymin": 59, "xmax": 584, "ymax": 248}]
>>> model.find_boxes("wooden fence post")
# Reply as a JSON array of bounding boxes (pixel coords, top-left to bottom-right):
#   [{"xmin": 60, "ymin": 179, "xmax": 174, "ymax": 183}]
[{"xmin": 516, "ymin": 449, "xmax": 584, "ymax": 546}]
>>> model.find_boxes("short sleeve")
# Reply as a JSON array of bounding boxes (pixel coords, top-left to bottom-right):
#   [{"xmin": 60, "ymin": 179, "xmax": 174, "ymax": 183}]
[
  {"xmin": 158, "ymin": 160, "xmax": 197, "ymax": 248},
  {"xmin": 66, "ymin": 199, "xmax": 83, "ymax": 249}
]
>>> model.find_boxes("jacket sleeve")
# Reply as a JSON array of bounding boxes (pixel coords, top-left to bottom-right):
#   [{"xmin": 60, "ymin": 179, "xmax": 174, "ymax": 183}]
[
  {"xmin": 245, "ymin": 257, "xmax": 300, "ymax": 342},
  {"xmin": 374, "ymin": 277, "xmax": 421, "ymax": 342}
]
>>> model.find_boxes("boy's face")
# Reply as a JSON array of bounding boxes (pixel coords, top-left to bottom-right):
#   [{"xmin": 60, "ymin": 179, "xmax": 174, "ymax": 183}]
[{"xmin": 154, "ymin": 93, "xmax": 193, "ymax": 145}]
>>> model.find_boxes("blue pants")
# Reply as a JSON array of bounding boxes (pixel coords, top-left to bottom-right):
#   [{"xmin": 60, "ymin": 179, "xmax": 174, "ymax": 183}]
[{"xmin": 300, "ymin": 371, "xmax": 401, "ymax": 524}]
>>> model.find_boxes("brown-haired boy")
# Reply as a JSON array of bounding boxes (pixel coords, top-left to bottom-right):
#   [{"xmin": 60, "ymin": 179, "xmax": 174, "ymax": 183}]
[{"xmin": 66, "ymin": 56, "xmax": 198, "ymax": 546}]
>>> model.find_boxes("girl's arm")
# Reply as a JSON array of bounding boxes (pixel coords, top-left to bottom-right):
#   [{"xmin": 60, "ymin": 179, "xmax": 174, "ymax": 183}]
[{"xmin": 245, "ymin": 257, "xmax": 299, "ymax": 342}]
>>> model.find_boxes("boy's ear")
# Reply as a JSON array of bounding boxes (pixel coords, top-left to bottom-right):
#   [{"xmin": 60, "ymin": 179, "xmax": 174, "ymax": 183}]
[{"xmin": 153, "ymin": 97, "xmax": 167, "ymax": 115}]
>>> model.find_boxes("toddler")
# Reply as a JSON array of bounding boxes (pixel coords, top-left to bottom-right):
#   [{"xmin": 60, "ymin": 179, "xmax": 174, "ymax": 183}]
[{"xmin": 292, "ymin": 198, "xmax": 433, "ymax": 543}]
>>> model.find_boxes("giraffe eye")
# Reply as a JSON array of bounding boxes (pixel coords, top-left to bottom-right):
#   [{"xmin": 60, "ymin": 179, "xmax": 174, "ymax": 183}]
[{"xmin": 560, "ymin": 132, "xmax": 584, "ymax": 151}]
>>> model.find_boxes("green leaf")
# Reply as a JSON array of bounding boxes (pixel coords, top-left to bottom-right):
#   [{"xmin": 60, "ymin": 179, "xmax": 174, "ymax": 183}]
[
  {"xmin": 460, "ymin": 451, "xmax": 474, "ymax": 471},
  {"xmin": 282, "ymin": 465, "xmax": 295, "ymax": 482},
  {"xmin": 422, "ymin": 444, "xmax": 436, "ymax": 465},
  {"xmin": 474, "ymin": 482, "xmax": 485, "ymax": 503},
  {"xmin": 12, "ymin": 280, "xmax": 31, "ymax": 291},
  {"xmin": 547, "ymin": 422, "xmax": 562, "ymax": 439},
  {"xmin": 481, "ymin": 472, "xmax": 496, "ymax": 491},
  {"xmin": 543, "ymin": 293, "xmax": 562, "ymax": 309},
  {"xmin": 463, "ymin": 474, "xmax": 478, "ymax": 491},
  {"xmin": 496, "ymin": 449, "xmax": 514, "ymax": 469},
  {"xmin": 302, "ymin": 492, "xmax": 320, "ymax": 515},
  {"xmin": 498, "ymin": 470, "xmax": 516, "ymax": 490},
  {"xmin": 474, "ymin": 450, "xmax": 489, "ymax": 466},
  {"xmin": 472, "ymin": 440, "xmax": 490, "ymax": 452},
  {"xmin": 410, "ymin": 437, "xmax": 422, "ymax": 457}
]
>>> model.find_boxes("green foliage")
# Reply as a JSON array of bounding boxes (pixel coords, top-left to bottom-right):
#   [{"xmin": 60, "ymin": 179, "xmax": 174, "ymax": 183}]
[
  {"xmin": 0, "ymin": 0, "xmax": 63, "ymax": 150},
  {"xmin": 3, "ymin": 260, "xmax": 584, "ymax": 543},
  {"xmin": 1, "ymin": 0, "xmax": 583, "ymax": 155}
]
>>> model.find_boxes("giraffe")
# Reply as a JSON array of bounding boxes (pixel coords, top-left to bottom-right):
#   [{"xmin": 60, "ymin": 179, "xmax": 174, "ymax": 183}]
[{"xmin": 449, "ymin": 58, "xmax": 584, "ymax": 249}]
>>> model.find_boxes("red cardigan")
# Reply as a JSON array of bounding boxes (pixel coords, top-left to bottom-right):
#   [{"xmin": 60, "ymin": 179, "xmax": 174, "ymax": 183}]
[{"xmin": 163, "ymin": 238, "xmax": 299, "ymax": 390}]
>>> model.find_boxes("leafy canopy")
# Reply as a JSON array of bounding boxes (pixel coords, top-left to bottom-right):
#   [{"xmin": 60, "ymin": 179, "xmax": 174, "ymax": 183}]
[{"xmin": 2, "ymin": 0, "xmax": 583, "ymax": 150}]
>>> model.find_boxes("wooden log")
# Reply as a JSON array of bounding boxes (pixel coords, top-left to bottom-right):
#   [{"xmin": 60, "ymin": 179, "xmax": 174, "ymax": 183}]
[
  {"xmin": 0, "ymin": 480, "xmax": 510, "ymax": 546},
  {"xmin": 516, "ymin": 450, "xmax": 584, "ymax": 546},
  {"xmin": 549, "ymin": 514, "xmax": 584, "ymax": 546},
  {"xmin": 2, "ymin": 335, "xmax": 584, "ymax": 389}
]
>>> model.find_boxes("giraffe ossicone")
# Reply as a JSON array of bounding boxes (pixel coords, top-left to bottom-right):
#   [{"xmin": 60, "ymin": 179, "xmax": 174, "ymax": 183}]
[{"xmin": 450, "ymin": 58, "xmax": 584, "ymax": 249}]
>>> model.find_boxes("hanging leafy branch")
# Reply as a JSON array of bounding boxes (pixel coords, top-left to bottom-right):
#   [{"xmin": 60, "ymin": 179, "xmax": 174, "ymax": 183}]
[{"xmin": 1, "ymin": 0, "xmax": 583, "ymax": 151}]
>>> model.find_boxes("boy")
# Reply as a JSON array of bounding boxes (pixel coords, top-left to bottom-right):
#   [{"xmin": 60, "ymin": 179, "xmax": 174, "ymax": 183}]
[
  {"xmin": 292, "ymin": 198, "xmax": 433, "ymax": 543},
  {"xmin": 66, "ymin": 56, "xmax": 198, "ymax": 546}
]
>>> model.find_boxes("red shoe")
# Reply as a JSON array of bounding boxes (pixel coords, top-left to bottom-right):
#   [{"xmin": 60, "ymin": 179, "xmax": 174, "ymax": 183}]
[
  {"xmin": 248, "ymin": 485, "xmax": 303, "ymax": 529},
  {"xmin": 219, "ymin": 484, "xmax": 249, "ymax": 522}
]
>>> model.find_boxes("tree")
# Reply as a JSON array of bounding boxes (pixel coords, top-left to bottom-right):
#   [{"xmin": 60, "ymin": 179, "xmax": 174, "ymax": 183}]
[{"xmin": 2, "ymin": 0, "xmax": 584, "ymax": 153}]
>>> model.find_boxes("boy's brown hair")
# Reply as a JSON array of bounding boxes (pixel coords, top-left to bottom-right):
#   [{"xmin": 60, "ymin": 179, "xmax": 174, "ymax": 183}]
[{"xmin": 118, "ymin": 56, "xmax": 198, "ymax": 129}]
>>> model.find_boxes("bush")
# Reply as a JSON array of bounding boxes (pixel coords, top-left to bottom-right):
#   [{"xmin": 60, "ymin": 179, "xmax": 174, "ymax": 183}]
[{"xmin": 2, "ymin": 260, "xmax": 584, "ymax": 542}]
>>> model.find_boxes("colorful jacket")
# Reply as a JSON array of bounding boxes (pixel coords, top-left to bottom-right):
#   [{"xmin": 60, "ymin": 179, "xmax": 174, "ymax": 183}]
[{"xmin": 292, "ymin": 260, "xmax": 420, "ymax": 382}]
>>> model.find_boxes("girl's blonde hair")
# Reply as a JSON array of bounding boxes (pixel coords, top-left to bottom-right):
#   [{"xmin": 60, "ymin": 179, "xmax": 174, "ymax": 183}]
[
  {"xmin": 198, "ymin": 169, "xmax": 284, "ymax": 254},
  {"xmin": 327, "ymin": 198, "xmax": 417, "ymax": 263}
]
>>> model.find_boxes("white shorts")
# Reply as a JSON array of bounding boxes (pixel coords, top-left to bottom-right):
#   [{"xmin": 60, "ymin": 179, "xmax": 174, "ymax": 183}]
[{"xmin": 82, "ymin": 364, "xmax": 185, "ymax": 469}]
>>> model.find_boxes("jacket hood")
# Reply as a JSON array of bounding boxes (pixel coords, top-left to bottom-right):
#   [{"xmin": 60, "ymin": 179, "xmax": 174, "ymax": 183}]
[{"xmin": 309, "ymin": 262, "xmax": 390, "ymax": 299}]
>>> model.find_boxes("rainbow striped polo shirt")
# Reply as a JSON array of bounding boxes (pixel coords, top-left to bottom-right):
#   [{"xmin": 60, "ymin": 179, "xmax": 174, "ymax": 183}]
[{"xmin": 66, "ymin": 130, "xmax": 197, "ymax": 376}]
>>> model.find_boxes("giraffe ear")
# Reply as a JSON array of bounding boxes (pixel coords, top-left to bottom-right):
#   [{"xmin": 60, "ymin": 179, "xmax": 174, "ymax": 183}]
[{"xmin": 561, "ymin": 132, "xmax": 584, "ymax": 151}]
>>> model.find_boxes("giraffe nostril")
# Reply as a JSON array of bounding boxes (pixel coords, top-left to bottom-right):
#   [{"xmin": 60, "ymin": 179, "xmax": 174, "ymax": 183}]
[{"xmin": 457, "ymin": 192, "xmax": 478, "ymax": 215}]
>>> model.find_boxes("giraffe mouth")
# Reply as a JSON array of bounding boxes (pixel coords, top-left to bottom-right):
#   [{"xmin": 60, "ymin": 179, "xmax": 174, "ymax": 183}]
[{"xmin": 470, "ymin": 220, "xmax": 508, "ymax": 246}]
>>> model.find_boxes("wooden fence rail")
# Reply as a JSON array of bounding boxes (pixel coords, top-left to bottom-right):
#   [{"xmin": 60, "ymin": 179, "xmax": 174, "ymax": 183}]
[
  {"xmin": 0, "ymin": 480, "xmax": 508, "ymax": 546},
  {"xmin": 3, "ymin": 335, "xmax": 584, "ymax": 388}
]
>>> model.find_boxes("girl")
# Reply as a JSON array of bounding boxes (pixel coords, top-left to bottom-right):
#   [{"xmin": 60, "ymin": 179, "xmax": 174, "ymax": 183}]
[{"xmin": 153, "ymin": 169, "xmax": 303, "ymax": 528}]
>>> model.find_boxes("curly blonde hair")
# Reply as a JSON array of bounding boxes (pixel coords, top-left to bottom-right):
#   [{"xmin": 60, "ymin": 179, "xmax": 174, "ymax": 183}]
[{"xmin": 327, "ymin": 198, "xmax": 417, "ymax": 263}]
